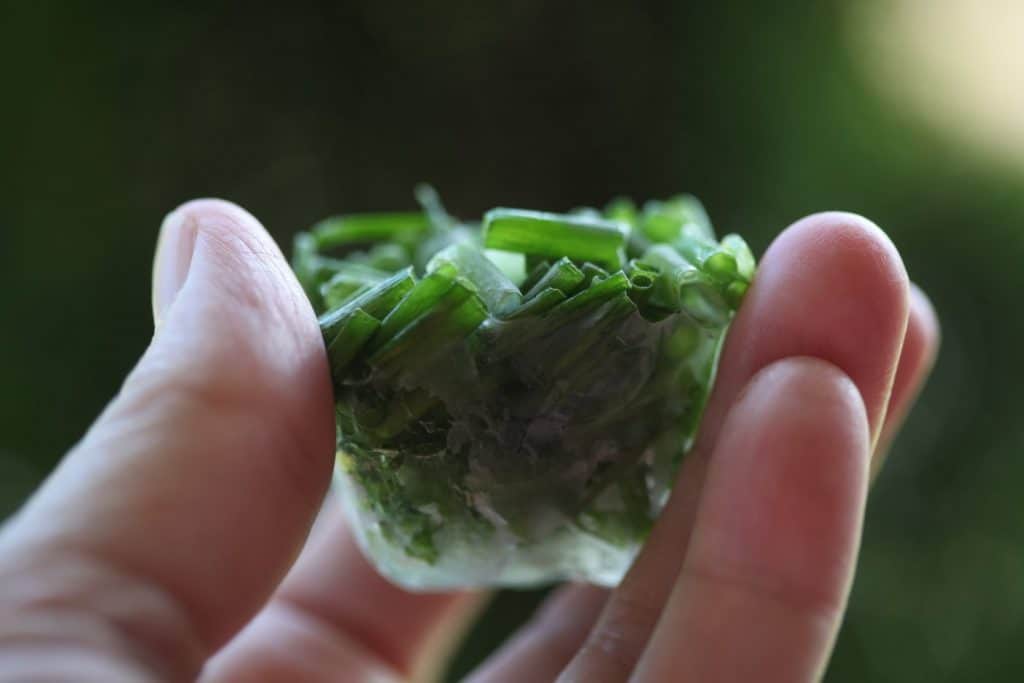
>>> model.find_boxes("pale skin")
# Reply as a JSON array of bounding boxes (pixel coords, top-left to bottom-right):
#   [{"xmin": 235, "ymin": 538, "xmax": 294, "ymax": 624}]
[{"xmin": 0, "ymin": 200, "xmax": 939, "ymax": 682}]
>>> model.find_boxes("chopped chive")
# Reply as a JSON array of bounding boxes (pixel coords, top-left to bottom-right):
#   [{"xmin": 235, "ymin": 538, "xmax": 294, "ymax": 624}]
[
  {"xmin": 579, "ymin": 262, "xmax": 609, "ymax": 287},
  {"xmin": 720, "ymin": 234, "xmax": 756, "ymax": 281},
  {"xmin": 523, "ymin": 257, "xmax": 585, "ymax": 300},
  {"xmin": 370, "ymin": 280, "xmax": 487, "ymax": 369},
  {"xmin": 319, "ymin": 267, "xmax": 417, "ymax": 343},
  {"xmin": 643, "ymin": 243, "xmax": 733, "ymax": 325},
  {"xmin": 293, "ymin": 231, "xmax": 352, "ymax": 309},
  {"xmin": 292, "ymin": 231, "xmax": 319, "ymax": 292},
  {"xmin": 554, "ymin": 271, "xmax": 631, "ymax": 316},
  {"xmin": 626, "ymin": 265, "xmax": 658, "ymax": 317},
  {"xmin": 504, "ymin": 287, "xmax": 566, "ymax": 319},
  {"xmin": 725, "ymin": 280, "xmax": 749, "ymax": 308},
  {"xmin": 671, "ymin": 195, "xmax": 714, "ymax": 239},
  {"xmin": 412, "ymin": 225, "xmax": 477, "ymax": 273},
  {"xmin": 520, "ymin": 259, "xmax": 553, "ymax": 294},
  {"xmin": 678, "ymin": 283, "xmax": 730, "ymax": 326},
  {"xmin": 627, "ymin": 264, "xmax": 657, "ymax": 289},
  {"xmin": 324, "ymin": 261, "xmax": 392, "ymax": 283},
  {"xmin": 568, "ymin": 206, "xmax": 603, "ymax": 220},
  {"xmin": 327, "ymin": 309, "xmax": 381, "ymax": 384},
  {"xmin": 641, "ymin": 194, "xmax": 714, "ymax": 243},
  {"xmin": 369, "ymin": 263, "xmax": 458, "ymax": 351},
  {"xmin": 427, "ymin": 243, "xmax": 522, "ymax": 315},
  {"xmin": 414, "ymin": 183, "xmax": 456, "ymax": 231},
  {"xmin": 350, "ymin": 243, "xmax": 411, "ymax": 272},
  {"xmin": 703, "ymin": 251, "xmax": 740, "ymax": 285},
  {"xmin": 604, "ymin": 196, "xmax": 638, "ymax": 228},
  {"xmin": 672, "ymin": 236, "xmax": 720, "ymax": 269},
  {"xmin": 482, "ymin": 272, "xmax": 632, "ymax": 361},
  {"xmin": 312, "ymin": 212, "xmax": 432, "ymax": 250},
  {"xmin": 323, "ymin": 281, "xmax": 371, "ymax": 311},
  {"xmin": 525, "ymin": 253, "xmax": 551, "ymax": 273},
  {"xmin": 640, "ymin": 245, "xmax": 702, "ymax": 313},
  {"xmin": 320, "ymin": 263, "xmax": 392, "ymax": 310},
  {"xmin": 483, "ymin": 249, "xmax": 527, "ymax": 286},
  {"xmin": 483, "ymin": 208, "xmax": 629, "ymax": 268}
]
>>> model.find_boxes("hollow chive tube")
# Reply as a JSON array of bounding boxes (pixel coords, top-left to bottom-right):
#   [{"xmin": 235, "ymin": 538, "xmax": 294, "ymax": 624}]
[
  {"xmin": 312, "ymin": 212, "xmax": 432, "ymax": 250},
  {"xmin": 319, "ymin": 267, "xmax": 417, "ymax": 343},
  {"xmin": 702, "ymin": 250, "xmax": 741, "ymax": 286},
  {"xmin": 427, "ymin": 243, "xmax": 522, "ymax": 316},
  {"xmin": 644, "ymin": 245, "xmax": 732, "ymax": 325},
  {"xmin": 725, "ymin": 280, "xmax": 749, "ymax": 309},
  {"xmin": 523, "ymin": 257, "xmax": 586, "ymax": 300},
  {"xmin": 553, "ymin": 270, "xmax": 631, "ymax": 316},
  {"xmin": 482, "ymin": 208, "xmax": 629, "ymax": 269},
  {"xmin": 626, "ymin": 264, "xmax": 659, "ymax": 318},
  {"xmin": 640, "ymin": 244, "xmax": 702, "ymax": 313},
  {"xmin": 719, "ymin": 233, "xmax": 756, "ymax": 281},
  {"xmin": 327, "ymin": 309, "xmax": 381, "ymax": 383},
  {"xmin": 579, "ymin": 262, "xmax": 609, "ymax": 287}
]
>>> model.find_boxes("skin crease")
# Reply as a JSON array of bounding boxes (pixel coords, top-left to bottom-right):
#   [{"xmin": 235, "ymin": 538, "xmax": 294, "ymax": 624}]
[{"xmin": 0, "ymin": 201, "xmax": 938, "ymax": 682}]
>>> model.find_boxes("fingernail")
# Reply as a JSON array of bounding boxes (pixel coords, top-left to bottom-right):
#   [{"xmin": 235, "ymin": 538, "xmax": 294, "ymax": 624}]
[{"xmin": 152, "ymin": 209, "xmax": 199, "ymax": 328}]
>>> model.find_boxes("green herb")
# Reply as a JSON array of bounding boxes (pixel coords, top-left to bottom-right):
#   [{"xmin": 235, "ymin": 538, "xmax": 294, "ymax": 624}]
[
  {"xmin": 483, "ymin": 208, "xmax": 629, "ymax": 268},
  {"xmin": 292, "ymin": 188, "xmax": 755, "ymax": 589}
]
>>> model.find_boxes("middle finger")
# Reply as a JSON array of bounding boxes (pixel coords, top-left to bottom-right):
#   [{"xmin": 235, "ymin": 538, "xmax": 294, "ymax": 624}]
[{"xmin": 560, "ymin": 212, "xmax": 910, "ymax": 681}]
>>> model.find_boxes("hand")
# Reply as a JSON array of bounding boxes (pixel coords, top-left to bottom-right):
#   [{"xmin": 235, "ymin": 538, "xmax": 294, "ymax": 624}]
[{"xmin": 0, "ymin": 200, "xmax": 938, "ymax": 682}]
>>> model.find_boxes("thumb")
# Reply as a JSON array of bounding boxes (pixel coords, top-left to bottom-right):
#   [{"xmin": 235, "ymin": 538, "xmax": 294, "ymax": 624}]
[{"xmin": 0, "ymin": 200, "xmax": 334, "ymax": 680}]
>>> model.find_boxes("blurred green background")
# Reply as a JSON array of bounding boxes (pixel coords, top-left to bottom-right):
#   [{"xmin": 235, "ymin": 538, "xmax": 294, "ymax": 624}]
[{"xmin": 2, "ymin": 2, "xmax": 1021, "ymax": 681}]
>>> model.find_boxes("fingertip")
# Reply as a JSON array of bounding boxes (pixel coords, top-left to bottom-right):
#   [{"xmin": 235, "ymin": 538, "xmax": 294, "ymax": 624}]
[
  {"xmin": 680, "ymin": 357, "xmax": 873, "ymax": 600},
  {"xmin": 144, "ymin": 196, "xmax": 333, "ymax": 465},
  {"xmin": 738, "ymin": 356, "xmax": 871, "ymax": 472},
  {"xmin": 152, "ymin": 198, "xmax": 285, "ymax": 329},
  {"xmin": 701, "ymin": 355, "xmax": 871, "ymax": 613},
  {"xmin": 726, "ymin": 210, "xmax": 910, "ymax": 442},
  {"xmin": 169, "ymin": 197, "xmax": 264, "ymax": 229},
  {"xmin": 770, "ymin": 211, "xmax": 910, "ymax": 310}
]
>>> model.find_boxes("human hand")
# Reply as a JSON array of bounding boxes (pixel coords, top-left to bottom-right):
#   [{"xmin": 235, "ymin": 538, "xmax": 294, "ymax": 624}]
[{"xmin": 0, "ymin": 200, "xmax": 937, "ymax": 682}]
